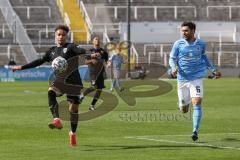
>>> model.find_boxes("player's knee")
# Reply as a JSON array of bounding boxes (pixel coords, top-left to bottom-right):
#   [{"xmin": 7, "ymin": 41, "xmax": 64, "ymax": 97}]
[
  {"xmin": 48, "ymin": 90, "xmax": 56, "ymax": 97},
  {"xmin": 69, "ymin": 108, "xmax": 78, "ymax": 113},
  {"xmin": 69, "ymin": 104, "xmax": 79, "ymax": 113},
  {"xmin": 48, "ymin": 87, "xmax": 62, "ymax": 97},
  {"xmin": 192, "ymin": 97, "xmax": 202, "ymax": 105}
]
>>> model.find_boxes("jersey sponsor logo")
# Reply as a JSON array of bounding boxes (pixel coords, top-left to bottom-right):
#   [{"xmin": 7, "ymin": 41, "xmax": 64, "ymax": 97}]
[
  {"xmin": 51, "ymin": 52, "xmax": 55, "ymax": 56},
  {"xmin": 76, "ymin": 45, "xmax": 81, "ymax": 48},
  {"xmin": 63, "ymin": 48, "xmax": 68, "ymax": 53}
]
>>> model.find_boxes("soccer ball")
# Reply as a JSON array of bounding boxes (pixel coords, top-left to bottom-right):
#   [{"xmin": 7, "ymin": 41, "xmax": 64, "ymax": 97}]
[{"xmin": 51, "ymin": 56, "xmax": 68, "ymax": 74}]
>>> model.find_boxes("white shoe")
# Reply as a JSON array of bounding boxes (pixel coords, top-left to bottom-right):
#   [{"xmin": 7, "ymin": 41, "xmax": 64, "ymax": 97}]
[{"xmin": 89, "ymin": 105, "xmax": 96, "ymax": 111}]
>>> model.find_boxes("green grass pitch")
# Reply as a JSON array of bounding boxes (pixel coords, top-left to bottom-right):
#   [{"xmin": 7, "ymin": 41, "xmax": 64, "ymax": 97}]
[{"xmin": 0, "ymin": 78, "xmax": 239, "ymax": 160}]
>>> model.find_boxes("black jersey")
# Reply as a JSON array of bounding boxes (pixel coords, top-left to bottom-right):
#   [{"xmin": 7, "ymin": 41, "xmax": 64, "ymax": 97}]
[
  {"xmin": 21, "ymin": 43, "xmax": 86, "ymax": 85},
  {"xmin": 88, "ymin": 47, "xmax": 108, "ymax": 62},
  {"xmin": 86, "ymin": 47, "xmax": 108, "ymax": 80}
]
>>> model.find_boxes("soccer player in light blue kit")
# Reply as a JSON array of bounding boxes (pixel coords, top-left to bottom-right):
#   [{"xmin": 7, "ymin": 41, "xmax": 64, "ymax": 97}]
[
  {"xmin": 169, "ymin": 22, "xmax": 221, "ymax": 141},
  {"xmin": 108, "ymin": 45, "xmax": 124, "ymax": 92}
]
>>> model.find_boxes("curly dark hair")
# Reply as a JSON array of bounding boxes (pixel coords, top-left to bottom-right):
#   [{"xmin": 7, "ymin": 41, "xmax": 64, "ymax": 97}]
[{"xmin": 54, "ymin": 25, "xmax": 69, "ymax": 33}]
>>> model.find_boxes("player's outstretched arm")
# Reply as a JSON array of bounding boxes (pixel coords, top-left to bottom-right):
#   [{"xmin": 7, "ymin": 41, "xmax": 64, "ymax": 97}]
[
  {"xmin": 72, "ymin": 44, "xmax": 100, "ymax": 58},
  {"xmin": 11, "ymin": 66, "xmax": 22, "ymax": 72},
  {"xmin": 72, "ymin": 44, "xmax": 87, "ymax": 56},
  {"xmin": 11, "ymin": 58, "xmax": 45, "ymax": 72}
]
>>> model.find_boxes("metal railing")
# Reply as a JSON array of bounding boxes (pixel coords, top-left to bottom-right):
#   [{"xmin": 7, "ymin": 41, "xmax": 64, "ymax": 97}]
[
  {"xmin": 146, "ymin": 51, "xmax": 239, "ymax": 67},
  {"xmin": 0, "ymin": 6, "xmax": 51, "ymax": 19},
  {"xmin": 0, "ymin": 23, "xmax": 61, "ymax": 42},
  {"xmin": 206, "ymin": 0, "xmax": 231, "ymax": 2},
  {"xmin": 0, "ymin": 25, "xmax": 12, "ymax": 38},
  {"xmin": 216, "ymin": 51, "xmax": 239, "ymax": 67},
  {"xmin": 196, "ymin": 30, "xmax": 237, "ymax": 43},
  {"xmin": 144, "ymin": 43, "xmax": 240, "ymax": 67},
  {"xmin": 78, "ymin": 0, "xmax": 93, "ymax": 32},
  {"xmin": 131, "ymin": 44, "xmax": 139, "ymax": 64},
  {"xmin": 207, "ymin": 5, "xmax": 240, "ymax": 19},
  {"xmin": 78, "ymin": 0, "xmax": 92, "ymax": 42},
  {"xmin": 148, "ymin": 51, "xmax": 168, "ymax": 66},
  {"xmin": 0, "ymin": 22, "xmax": 121, "ymax": 44},
  {"xmin": 56, "ymin": 0, "xmax": 71, "ymax": 26},
  {"xmin": 37, "ymin": 29, "xmax": 88, "ymax": 44},
  {"xmin": 0, "ymin": 45, "xmax": 11, "ymax": 58},
  {"xmin": 0, "ymin": 0, "xmax": 37, "ymax": 62},
  {"xmin": 107, "ymin": 0, "xmax": 189, "ymax": 3},
  {"xmin": 144, "ymin": 43, "xmax": 172, "ymax": 57},
  {"xmin": 143, "ymin": 30, "xmax": 237, "ymax": 57},
  {"xmin": 91, "ymin": 0, "xmax": 231, "ymax": 4},
  {"xmin": 92, "ymin": 23, "xmax": 120, "ymax": 32},
  {"xmin": 77, "ymin": 1, "xmax": 122, "ymax": 42},
  {"xmin": 1, "ymin": 23, "xmax": 120, "ymax": 36},
  {"xmin": 94, "ymin": 5, "xmax": 197, "ymax": 20}
]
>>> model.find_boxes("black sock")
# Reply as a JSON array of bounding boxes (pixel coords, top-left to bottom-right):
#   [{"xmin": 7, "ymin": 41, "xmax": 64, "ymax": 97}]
[
  {"xmin": 71, "ymin": 123, "xmax": 78, "ymax": 133},
  {"xmin": 48, "ymin": 90, "xmax": 59, "ymax": 118},
  {"xmin": 91, "ymin": 99, "xmax": 98, "ymax": 106},
  {"xmin": 91, "ymin": 89, "xmax": 102, "ymax": 106},
  {"xmin": 70, "ymin": 110, "xmax": 78, "ymax": 133}
]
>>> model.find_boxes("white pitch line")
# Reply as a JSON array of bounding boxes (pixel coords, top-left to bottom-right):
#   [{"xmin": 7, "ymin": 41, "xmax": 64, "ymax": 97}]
[
  {"xmin": 23, "ymin": 90, "xmax": 45, "ymax": 94},
  {"xmin": 125, "ymin": 136, "xmax": 240, "ymax": 151},
  {"xmin": 127, "ymin": 133, "xmax": 240, "ymax": 138}
]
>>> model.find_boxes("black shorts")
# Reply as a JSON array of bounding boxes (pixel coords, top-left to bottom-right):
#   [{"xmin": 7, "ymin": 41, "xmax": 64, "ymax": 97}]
[
  {"xmin": 50, "ymin": 81, "xmax": 82, "ymax": 105},
  {"xmin": 67, "ymin": 95, "xmax": 80, "ymax": 104},
  {"xmin": 91, "ymin": 77, "xmax": 105, "ymax": 89}
]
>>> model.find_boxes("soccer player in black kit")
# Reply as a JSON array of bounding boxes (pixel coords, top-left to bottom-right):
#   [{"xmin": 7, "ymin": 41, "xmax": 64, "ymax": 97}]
[
  {"xmin": 12, "ymin": 25, "xmax": 99, "ymax": 147},
  {"xmin": 79, "ymin": 36, "xmax": 108, "ymax": 110}
]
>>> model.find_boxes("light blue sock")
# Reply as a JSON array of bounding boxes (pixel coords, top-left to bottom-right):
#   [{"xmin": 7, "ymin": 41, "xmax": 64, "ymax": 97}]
[
  {"xmin": 192, "ymin": 105, "xmax": 202, "ymax": 133},
  {"xmin": 110, "ymin": 80, "xmax": 114, "ymax": 90},
  {"xmin": 111, "ymin": 80, "xmax": 116, "ymax": 90}
]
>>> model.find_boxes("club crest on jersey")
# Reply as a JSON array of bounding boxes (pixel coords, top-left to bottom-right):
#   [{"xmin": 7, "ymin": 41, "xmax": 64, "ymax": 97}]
[
  {"xmin": 63, "ymin": 48, "xmax": 68, "ymax": 54},
  {"xmin": 196, "ymin": 45, "xmax": 201, "ymax": 51}
]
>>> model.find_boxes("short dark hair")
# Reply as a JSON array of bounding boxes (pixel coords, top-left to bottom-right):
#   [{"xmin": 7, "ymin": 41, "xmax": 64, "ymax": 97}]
[
  {"xmin": 55, "ymin": 25, "xmax": 69, "ymax": 33},
  {"xmin": 181, "ymin": 21, "xmax": 196, "ymax": 30}
]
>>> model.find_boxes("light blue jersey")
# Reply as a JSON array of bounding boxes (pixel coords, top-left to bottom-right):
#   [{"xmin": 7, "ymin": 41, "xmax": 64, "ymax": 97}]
[
  {"xmin": 169, "ymin": 38, "xmax": 215, "ymax": 81},
  {"xmin": 109, "ymin": 53, "xmax": 123, "ymax": 70}
]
